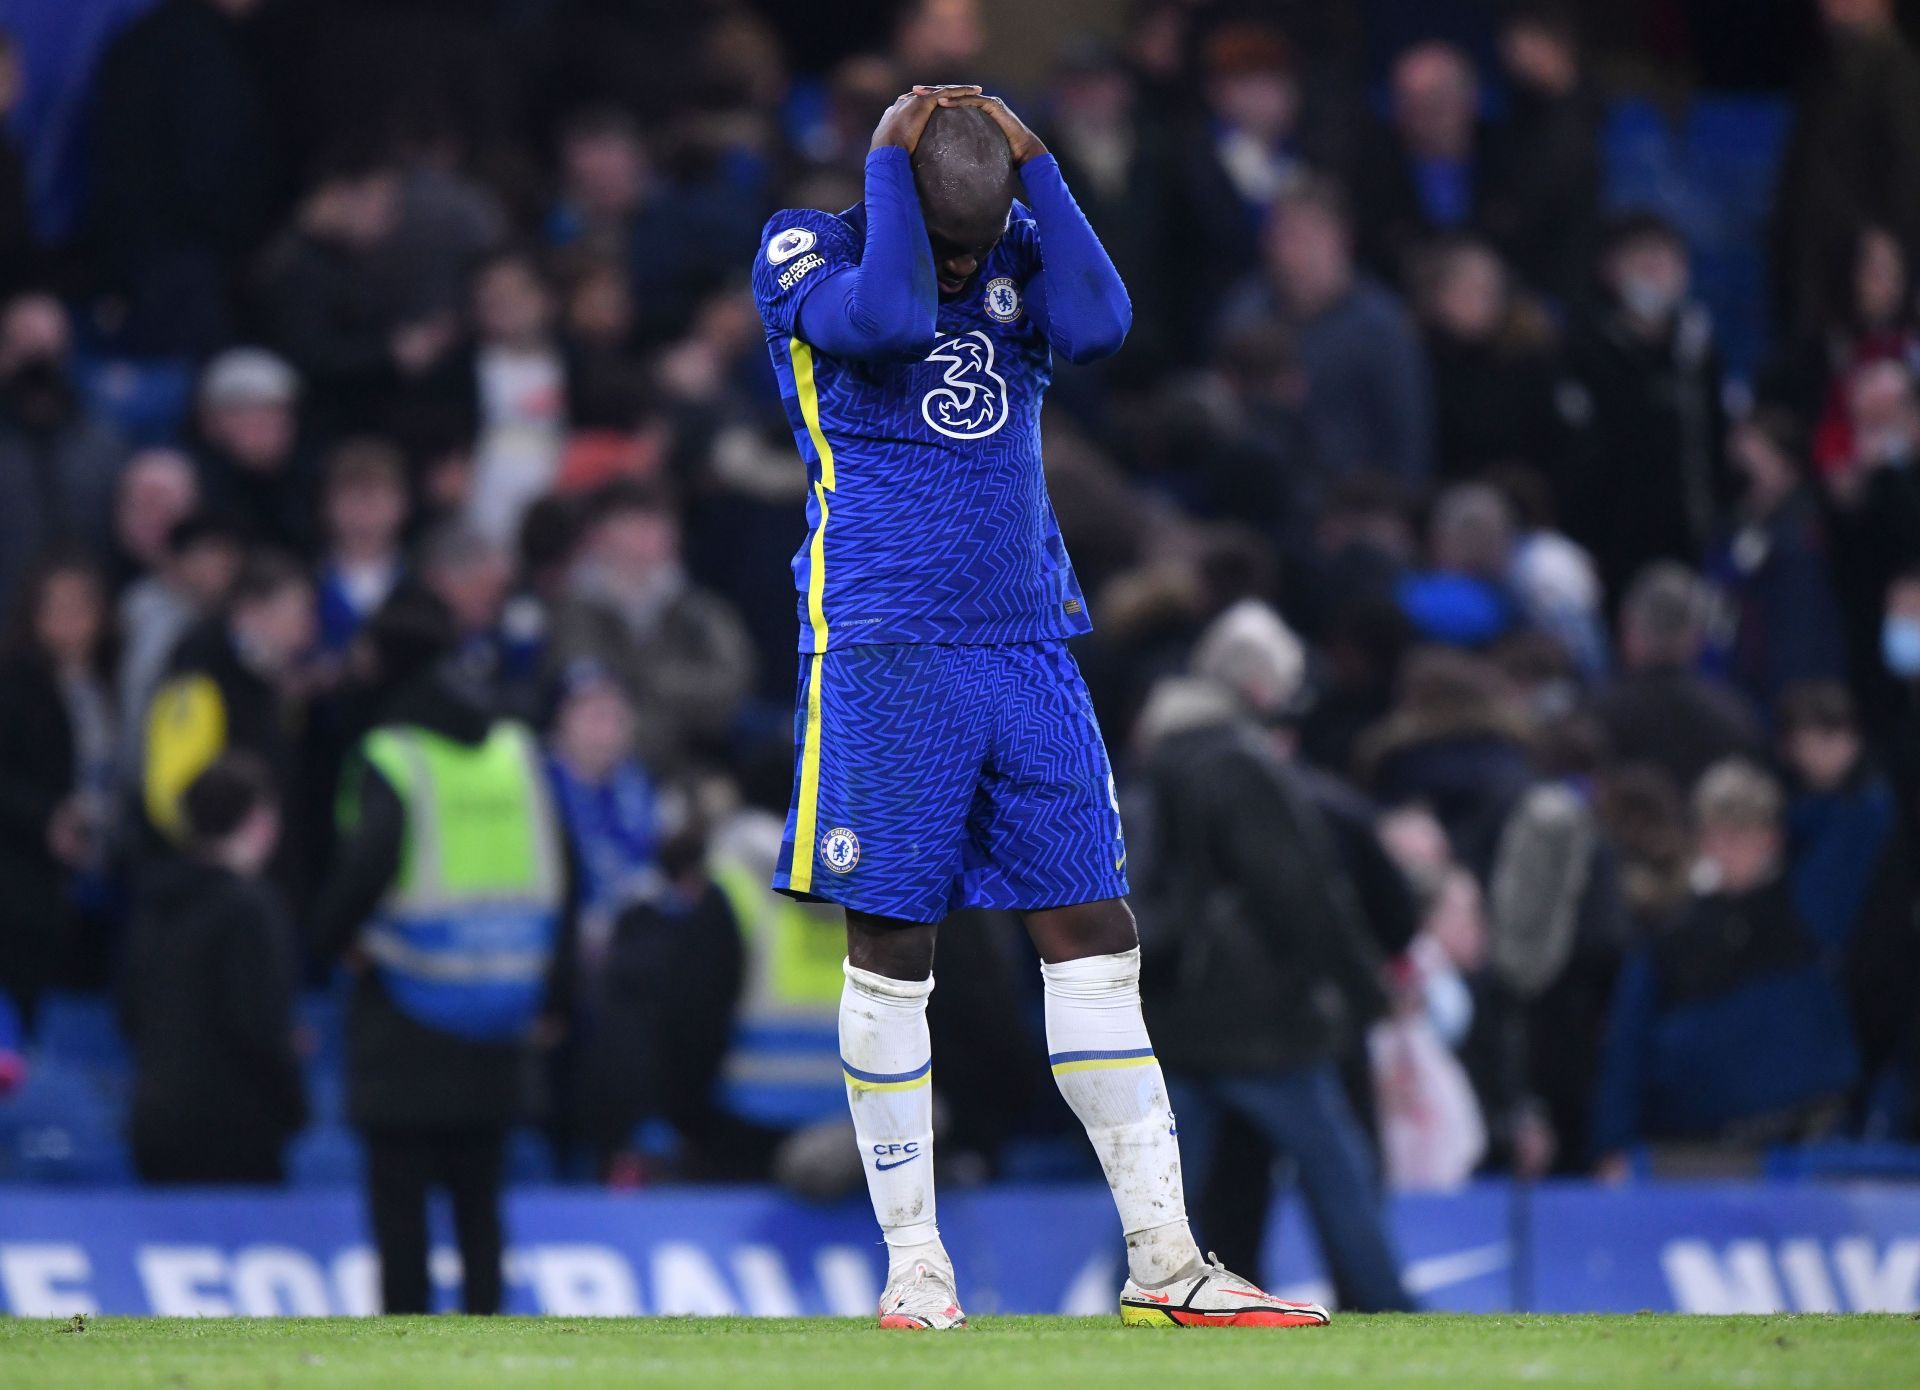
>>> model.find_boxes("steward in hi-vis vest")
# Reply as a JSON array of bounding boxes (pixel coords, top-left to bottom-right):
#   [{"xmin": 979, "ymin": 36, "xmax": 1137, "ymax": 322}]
[
  {"xmin": 315, "ymin": 593, "xmax": 576, "ymax": 1317},
  {"xmin": 351, "ymin": 720, "xmax": 566, "ymax": 1040}
]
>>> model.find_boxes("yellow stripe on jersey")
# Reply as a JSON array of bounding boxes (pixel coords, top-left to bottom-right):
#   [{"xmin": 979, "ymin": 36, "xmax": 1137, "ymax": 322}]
[
  {"xmin": 805, "ymin": 481, "xmax": 831, "ymax": 653},
  {"xmin": 789, "ymin": 336, "xmax": 836, "ymax": 491},
  {"xmin": 788, "ymin": 337, "xmax": 836, "ymax": 893}
]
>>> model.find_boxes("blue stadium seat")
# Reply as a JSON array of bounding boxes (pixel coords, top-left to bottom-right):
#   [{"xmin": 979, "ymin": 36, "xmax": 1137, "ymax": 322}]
[
  {"xmin": 1764, "ymin": 1141, "xmax": 1920, "ymax": 1183},
  {"xmin": 0, "ymin": 1057, "xmax": 133, "ymax": 1185},
  {"xmin": 34, "ymin": 992, "xmax": 128, "ymax": 1072},
  {"xmin": 76, "ymin": 354, "xmax": 195, "ymax": 447},
  {"xmin": 286, "ymin": 1124, "xmax": 364, "ymax": 1187}
]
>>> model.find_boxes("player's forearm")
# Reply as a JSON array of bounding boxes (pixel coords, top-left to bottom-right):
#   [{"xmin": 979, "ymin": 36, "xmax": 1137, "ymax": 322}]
[
  {"xmin": 1021, "ymin": 155, "xmax": 1131, "ymax": 364},
  {"xmin": 797, "ymin": 147, "xmax": 938, "ymax": 361}
]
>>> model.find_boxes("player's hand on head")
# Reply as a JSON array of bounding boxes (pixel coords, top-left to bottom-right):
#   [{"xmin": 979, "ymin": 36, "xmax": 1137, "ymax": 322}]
[
  {"xmin": 937, "ymin": 92, "xmax": 1047, "ymax": 165},
  {"xmin": 871, "ymin": 86, "xmax": 981, "ymax": 155}
]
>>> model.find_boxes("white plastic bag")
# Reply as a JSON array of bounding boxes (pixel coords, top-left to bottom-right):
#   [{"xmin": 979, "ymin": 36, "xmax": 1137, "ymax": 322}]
[{"xmin": 1369, "ymin": 1010, "xmax": 1487, "ymax": 1192}]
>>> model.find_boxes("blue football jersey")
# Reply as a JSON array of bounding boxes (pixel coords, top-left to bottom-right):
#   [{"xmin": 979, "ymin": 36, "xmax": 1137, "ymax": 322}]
[{"xmin": 752, "ymin": 204, "xmax": 1094, "ymax": 652}]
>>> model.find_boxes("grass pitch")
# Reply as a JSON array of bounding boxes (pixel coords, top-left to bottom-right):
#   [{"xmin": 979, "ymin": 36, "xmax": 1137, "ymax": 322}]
[{"xmin": 1, "ymin": 1313, "xmax": 1911, "ymax": 1389}]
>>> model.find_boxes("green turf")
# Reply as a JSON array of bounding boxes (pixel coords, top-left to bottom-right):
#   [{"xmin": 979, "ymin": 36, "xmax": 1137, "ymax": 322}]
[{"xmin": 0, "ymin": 1313, "xmax": 1911, "ymax": 1390}]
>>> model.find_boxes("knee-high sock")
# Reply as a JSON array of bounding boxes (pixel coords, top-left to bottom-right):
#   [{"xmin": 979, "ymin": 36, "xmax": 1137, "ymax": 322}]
[
  {"xmin": 1043, "ymin": 947, "xmax": 1203, "ymax": 1286},
  {"xmin": 840, "ymin": 960, "xmax": 943, "ymax": 1272}
]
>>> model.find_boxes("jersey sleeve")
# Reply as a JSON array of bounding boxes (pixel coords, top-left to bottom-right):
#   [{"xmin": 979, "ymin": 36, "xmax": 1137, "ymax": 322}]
[{"xmin": 752, "ymin": 209, "xmax": 861, "ymax": 337}]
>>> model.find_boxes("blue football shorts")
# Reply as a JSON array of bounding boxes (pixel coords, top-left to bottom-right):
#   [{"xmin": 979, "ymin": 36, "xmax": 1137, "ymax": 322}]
[{"xmin": 773, "ymin": 640, "xmax": 1130, "ymax": 924}]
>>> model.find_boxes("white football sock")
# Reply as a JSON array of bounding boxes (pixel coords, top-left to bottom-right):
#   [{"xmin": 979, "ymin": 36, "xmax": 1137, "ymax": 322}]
[
  {"xmin": 1043, "ymin": 947, "xmax": 1204, "ymax": 1287},
  {"xmin": 840, "ymin": 959, "xmax": 946, "ymax": 1279}
]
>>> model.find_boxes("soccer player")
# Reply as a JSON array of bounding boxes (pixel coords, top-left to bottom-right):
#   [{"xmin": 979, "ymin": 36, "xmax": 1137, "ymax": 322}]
[{"xmin": 751, "ymin": 86, "xmax": 1332, "ymax": 1330}]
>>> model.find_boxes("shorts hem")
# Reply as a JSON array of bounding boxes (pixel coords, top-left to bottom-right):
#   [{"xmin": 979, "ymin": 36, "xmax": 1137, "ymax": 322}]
[{"xmin": 771, "ymin": 876, "xmax": 948, "ymax": 925}]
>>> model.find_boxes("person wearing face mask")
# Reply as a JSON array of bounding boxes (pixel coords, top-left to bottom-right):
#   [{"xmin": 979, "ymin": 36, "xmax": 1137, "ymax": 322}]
[
  {"xmin": 1555, "ymin": 214, "xmax": 1731, "ymax": 601},
  {"xmin": 0, "ymin": 294, "xmax": 130, "ymax": 614}
]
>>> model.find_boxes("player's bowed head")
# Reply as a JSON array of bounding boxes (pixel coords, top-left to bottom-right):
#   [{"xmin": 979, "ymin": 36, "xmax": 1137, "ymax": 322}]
[{"xmin": 872, "ymin": 85, "xmax": 1046, "ymax": 299}]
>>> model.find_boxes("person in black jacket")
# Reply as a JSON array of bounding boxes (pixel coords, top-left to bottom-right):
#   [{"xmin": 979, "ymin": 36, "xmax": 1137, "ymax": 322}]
[
  {"xmin": 1129, "ymin": 602, "xmax": 1413, "ymax": 1312},
  {"xmin": 87, "ymin": 0, "xmax": 279, "ymax": 355},
  {"xmin": 1554, "ymin": 214, "xmax": 1731, "ymax": 600},
  {"xmin": 315, "ymin": 592, "xmax": 575, "ymax": 1315},
  {"xmin": 141, "ymin": 550, "xmax": 317, "ymax": 899},
  {"xmin": 0, "ymin": 556, "xmax": 118, "ymax": 1028},
  {"xmin": 119, "ymin": 755, "xmax": 306, "ymax": 1184}
]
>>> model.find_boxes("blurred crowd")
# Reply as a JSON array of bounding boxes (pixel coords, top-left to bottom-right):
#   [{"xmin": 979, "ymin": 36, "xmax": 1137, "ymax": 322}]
[{"xmin": 1, "ymin": 0, "xmax": 1919, "ymax": 1227}]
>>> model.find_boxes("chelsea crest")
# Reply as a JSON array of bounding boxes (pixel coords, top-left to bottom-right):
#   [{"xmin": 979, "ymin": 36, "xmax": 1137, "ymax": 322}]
[
  {"xmin": 983, "ymin": 276, "xmax": 1022, "ymax": 323},
  {"xmin": 821, "ymin": 826, "xmax": 861, "ymax": 874}
]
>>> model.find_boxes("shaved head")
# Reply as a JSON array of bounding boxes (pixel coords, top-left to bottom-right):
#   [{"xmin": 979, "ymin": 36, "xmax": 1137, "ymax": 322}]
[{"xmin": 912, "ymin": 103, "xmax": 1015, "ymax": 292}]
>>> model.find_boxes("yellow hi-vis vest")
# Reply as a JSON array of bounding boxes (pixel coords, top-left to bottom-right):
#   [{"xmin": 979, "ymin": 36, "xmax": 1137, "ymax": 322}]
[{"xmin": 349, "ymin": 721, "xmax": 564, "ymax": 1041}]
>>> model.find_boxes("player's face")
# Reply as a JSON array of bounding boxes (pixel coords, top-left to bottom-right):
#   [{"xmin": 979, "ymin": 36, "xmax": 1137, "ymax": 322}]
[{"xmin": 927, "ymin": 221, "xmax": 1004, "ymax": 298}]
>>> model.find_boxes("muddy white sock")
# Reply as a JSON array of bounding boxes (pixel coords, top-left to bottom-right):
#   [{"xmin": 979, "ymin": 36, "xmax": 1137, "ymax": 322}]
[
  {"xmin": 1042, "ymin": 947, "xmax": 1204, "ymax": 1287},
  {"xmin": 840, "ymin": 960, "xmax": 945, "ymax": 1279}
]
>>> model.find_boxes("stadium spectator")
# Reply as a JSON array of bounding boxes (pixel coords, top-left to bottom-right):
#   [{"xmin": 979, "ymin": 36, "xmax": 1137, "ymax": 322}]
[
  {"xmin": 87, "ymin": 0, "xmax": 277, "ymax": 355},
  {"xmin": 116, "ymin": 515, "xmax": 245, "ymax": 783},
  {"xmin": 314, "ymin": 439, "xmax": 410, "ymax": 661},
  {"xmin": 547, "ymin": 481, "xmax": 753, "ymax": 770},
  {"xmin": 1704, "ymin": 409, "xmax": 1848, "ymax": 710},
  {"xmin": 1592, "ymin": 564, "xmax": 1763, "ymax": 793},
  {"xmin": 140, "ymin": 552, "xmax": 316, "ymax": 878},
  {"xmin": 1487, "ymin": 2, "xmax": 1602, "ymax": 306},
  {"xmin": 316, "ymin": 593, "xmax": 574, "ymax": 1315},
  {"xmin": 0, "ymin": 556, "xmax": 117, "ymax": 1030},
  {"xmin": 1761, "ymin": 225, "xmax": 1920, "ymax": 475},
  {"xmin": 1776, "ymin": 682, "xmax": 1918, "ymax": 1110},
  {"xmin": 1131, "ymin": 603, "xmax": 1412, "ymax": 1311},
  {"xmin": 1043, "ymin": 40, "xmax": 1174, "ymax": 372},
  {"xmin": 253, "ymin": 147, "xmax": 449, "ymax": 436},
  {"xmin": 892, "ymin": 0, "xmax": 988, "ymax": 87},
  {"xmin": 1772, "ymin": 0, "xmax": 1920, "ymax": 338},
  {"xmin": 461, "ymin": 251, "xmax": 572, "ymax": 546},
  {"xmin": 119, "ymin": 755, "xmax": 305, "ymax": 1184},
  {"xmin": 1178, "ymin": 24, "xmax": 1315, "ymax": 338},
  {"xmin": 190, "ymin": 348, "xmax": 312, "ymax": 555},
  {"xmin": 1827, "ymin": 361, "xmax": 1920, "ymax": 714},
  {"xmin": 0, "ymin": 294, "xmax": 128, "ymax": 614},
  {"xmin": 108, "ymin": 448, "xmax": 200, "ymax": 592},
  {"xmin": 543, "ymin": 660, "xmax": 660, "ymax": 971},
  {"xmin": 1350, "ymin": 42, "xmax": 1495, "ymax": 281},
  {"xmin": 1221, "ymin": 179, "xmax": 1435, "ymax": 486},
  {"xmin": 1359, "ymin": 647, "xmax": 1535, "ymax": 866},
  {"xmin": 1396, "ymin": 482, "xmax": 1522, "ymax": 650},
  {"xmin": 1412, "ymin": 238, "xmax": 1562, "ymax": 485},
  {"xmin": 1556, "ymin": 214, "xmax": 1729, "ymax": 598},
  {"xmin": 1592, "ymin": 760, "xmax": 1860, "ymax": 1172},
  {"xmin": 411, "ymin": 521, "xmax": 530, "ymax": 701},
  {"xmin": 547, "ymin": 108, "xmax": 648, "ymax": 266}
]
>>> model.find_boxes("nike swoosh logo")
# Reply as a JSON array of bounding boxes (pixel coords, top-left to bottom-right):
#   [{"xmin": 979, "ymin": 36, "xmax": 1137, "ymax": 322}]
[
  {"xmin": 875, "ymin": 1154, "xmax": 923, "ymax": 1172},
  {"xmin": 1136, "ymin": 1291, "xmax": 1171, "ymax": 1304}
]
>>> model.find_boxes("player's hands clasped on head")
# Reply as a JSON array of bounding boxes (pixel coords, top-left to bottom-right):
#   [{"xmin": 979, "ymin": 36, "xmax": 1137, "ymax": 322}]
[
  {"xmin": 871, "ymin": 85, "xmax": 983, "ymax": 155},
  {"xmin": 936, "ymin": 92, "xmax": 1048, "ymax": 166}
]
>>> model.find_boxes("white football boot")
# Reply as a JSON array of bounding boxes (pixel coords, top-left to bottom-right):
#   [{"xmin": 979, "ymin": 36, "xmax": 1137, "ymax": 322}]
[
  {"xmin": 1119, "ymin": 1253, "xmax": 1331, "ymax": 1328},
  {"xmin": 877, "ymin": 1257, "xmax": 968, "ymax": 1330}
]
